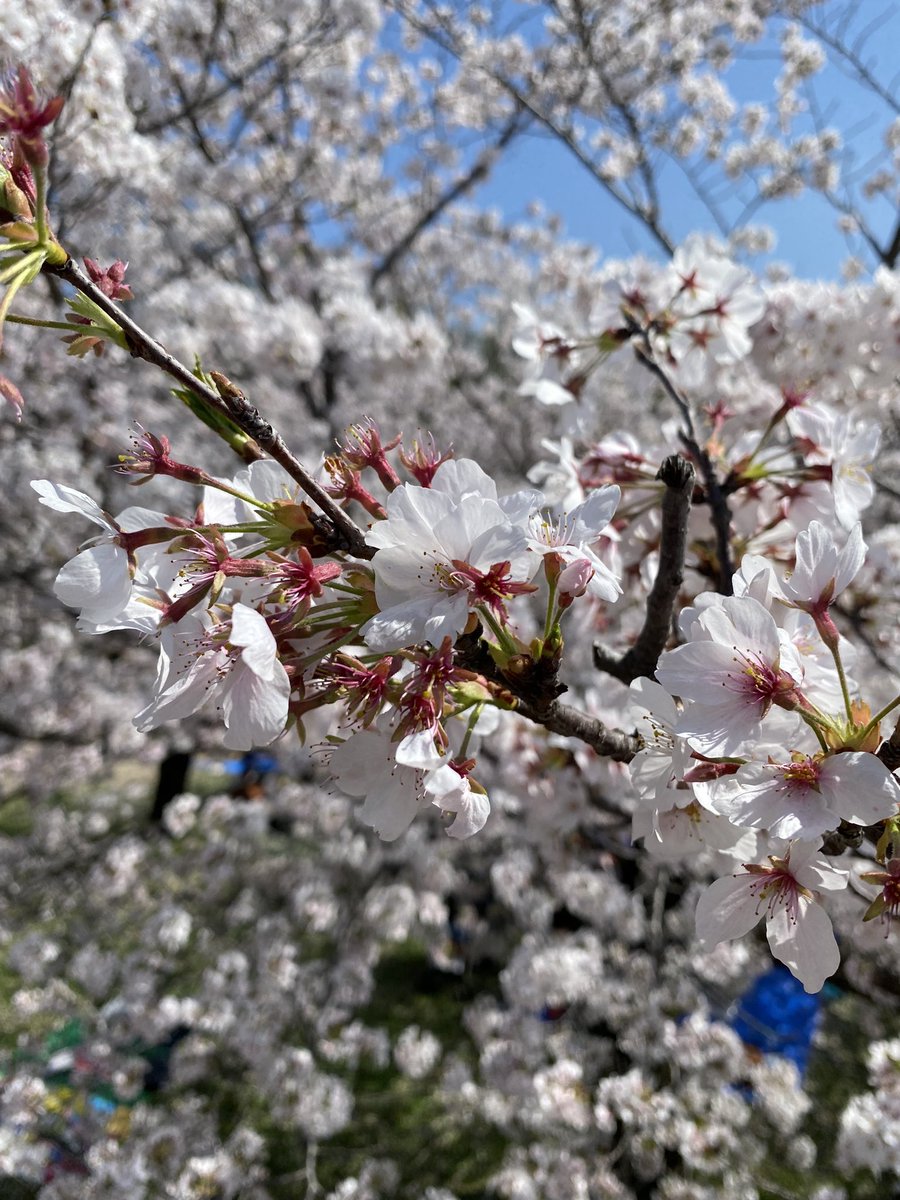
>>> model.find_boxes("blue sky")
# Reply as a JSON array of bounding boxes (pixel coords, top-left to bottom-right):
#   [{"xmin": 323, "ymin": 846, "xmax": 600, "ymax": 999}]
[{"xmin": 400, "ymin": 2, "xmax": 899, "ymax": 281}]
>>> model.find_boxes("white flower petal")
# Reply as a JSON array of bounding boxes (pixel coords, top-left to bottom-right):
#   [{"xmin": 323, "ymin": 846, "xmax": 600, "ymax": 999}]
[
  {"xmin": 55, "ymin": 544, "xmax": 132, "ymax": 618},
  {"xmin": 766, "ymin": 897, "xmax": 839, "ymax": 993},
  {"xmin": 31, "ymin": 480, "xmax": 113, "ymax": 528},
  {"xmin": 695, "ymin": 874, "xmax": 763, "ymax": 947},
  {"xmin": 230, "ymin": 605, "xmax": 278, "ymax": 679}
]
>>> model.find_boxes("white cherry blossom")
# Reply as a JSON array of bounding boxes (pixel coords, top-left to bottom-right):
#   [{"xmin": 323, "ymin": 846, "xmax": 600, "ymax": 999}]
[
  {"xmin": 787, "ymin": 405, "xmax": 879, "ymax": 529},
  {"xmin": 695, "ymin": 840, "xmax": 848, "ymax": 992},
  {"xmin": 626, "ymin": 676, "xmax": 695, "ymax": 805},
  {"xmin": 779, "ymin": 520, "xmax": 866, "ymax": 611},
  {"xmin": 527, "ymin": 485, "xmax": 622, "ymax": 602},
  {"xmin": 655, "ymin": 595, "xmax": 803, "ymax": 756},
  {"xmin": 424, "ymin": 762, "xmax": 490, "ymax": 839},
  {"xmin": 329, "ymin": 724, "xmax": 428, "ymax": 841},
  {"xmin": 633, "ymin": 801, "xmax": 743, "ymax": 860},
  {"xmin": 32, "ymin": 480, "xmax": 170, "ymax": 626},
  {"xmin": 707, "ymin": 751, "xmax": 900, "ymax": 840},
  {"xmin": 511, "ymin": 302, "xmax": 580, "ymax": 406},
  {"xmin": 329, "ymin": 723, "xmax": 489, "ymax": 840},
  {"xmin": 134, "ymin": 604, "xmax": 290, "ymax": 750},
  {"xmin": 361, "ymin": 458, "xmax": 541, "ymax": 652}
]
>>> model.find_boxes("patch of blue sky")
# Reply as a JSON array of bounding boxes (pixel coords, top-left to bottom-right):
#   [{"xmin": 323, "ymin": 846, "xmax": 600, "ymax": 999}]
[{"xmin": 374, "ymin": 2, "xmax": 898, "ymax": 281}]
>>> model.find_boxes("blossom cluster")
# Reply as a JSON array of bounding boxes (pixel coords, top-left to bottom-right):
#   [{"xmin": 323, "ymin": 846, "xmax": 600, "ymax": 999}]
[
  {"xmin": 1, "ymin": 165, "xmax": 889, "ymax": 1000},
  {"xmin": 32, "ymin": 438, "xmax": 621, "ymax": 848},
  {"xmin": 26, "ymin": 240, "xmax": 900, "ymax": 997}
]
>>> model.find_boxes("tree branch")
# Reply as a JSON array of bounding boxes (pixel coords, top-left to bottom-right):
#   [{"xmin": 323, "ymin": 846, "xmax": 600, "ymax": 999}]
[
  {"xmin": 513, "ymin": 696, "xmax": 641, "ymax": 762},
  {"xmin": 796, "ymin": 11, "xmax": 900, "ymax": 116},
  {"xmin": 594, "ymin": 455, "xmax": 694, "ymax": 683},
  {"xmin": 209, "ymin": 372, "xmax": 373, "ymax": 559},
  {"xmin": 44, "ymin": 257, "xmax": 373, "ymax": 560},
  {"xmin": 631, "ymin": 338, "xmax": 734, "ymax": 593},
  {"xmin": 370, "ymin": 110, "xmax": 529, "ymax": 288},
  {"xmin": 391, "ymin": 1, "xmax": 676, "ymax": 256},
  {"xmin": 877, "ymin": 715, "xmax": 900, "ymax": 772}
]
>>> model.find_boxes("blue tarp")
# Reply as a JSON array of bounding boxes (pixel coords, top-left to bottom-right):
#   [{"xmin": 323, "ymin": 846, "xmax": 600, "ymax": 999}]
[{"xmin": 729, "ymin": 965, "xmax": 824, "ymax": 1074}]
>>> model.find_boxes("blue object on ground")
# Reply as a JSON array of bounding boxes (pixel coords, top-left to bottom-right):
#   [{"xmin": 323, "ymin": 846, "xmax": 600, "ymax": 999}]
[
  {"xmin": 729, "ymin": 965, "xmax": 823, "ymax": 1075},
  {"xmin": 222, "ymin": 751, "xmax": 279, "ymax": 776}
]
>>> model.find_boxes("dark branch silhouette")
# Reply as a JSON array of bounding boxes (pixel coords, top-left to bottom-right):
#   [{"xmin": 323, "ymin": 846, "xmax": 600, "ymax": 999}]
[{"xmin": 594, "ymin": 455, "xmax": 695, "ymax": 683}]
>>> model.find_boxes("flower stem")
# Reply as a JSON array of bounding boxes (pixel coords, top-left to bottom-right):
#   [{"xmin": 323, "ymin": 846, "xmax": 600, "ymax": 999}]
[
  {"xmin": 458, "ymin": 704, "xmax": 482, "ymax": 758},
  {"xmin": 33, "ymin": 164, "xmax": 49, "ymax": 246},
  {"xmin": 6, "ymin": 312, "xmax": 77, "ymax": 332},
  {"xmin": 827, "ymin": 639, "xmax": 855, "ymax": 723},
  {"xmin": 860, "ymin": 693, "xmax": 900, "ymax": 743},
  {"xmin": 478, "ymin": 605, "xmax": 519, "ymax": 658},
  {"xmin": 543, "ymin": 579, "xmax": 558, "ymax": 641},
  {"xmin": 799, "ymin": 709, "xmax": 831, "ymax": 753}
]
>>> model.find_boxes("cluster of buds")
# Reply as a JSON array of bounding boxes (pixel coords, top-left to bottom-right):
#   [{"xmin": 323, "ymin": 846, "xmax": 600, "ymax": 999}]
[{"xmin": 0, "ymin": 68, "xmax": 67, "ymax": 355}]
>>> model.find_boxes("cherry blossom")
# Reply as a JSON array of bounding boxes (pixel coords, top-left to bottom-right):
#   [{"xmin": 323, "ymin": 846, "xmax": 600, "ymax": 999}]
[
  {"xmin": 423, "ymin": 761, "xmax": 491, "ymax": 839},
  {"xmin": 328, "ymin": 724, "xmax": 429, "ymax": 842},
  {"xmin": 779, "ymin": 520, "xmax": 866, "ymax": 614},
  {"xmin": 626, "ymin": 676, "xmax": 695, "ymax": 806},
  {"xmin": 655, "ymin": 595, "xmax": 804, "ymax": 756},
  {"xmin": 527, "ymin": 484, "xmax": 622, "ymax": 602},
  {"xmin": 134, "ymin": 605, "xmax": 290, "ymax": 750},
  {"xmin": 360, "ymin": 458, "xmax": 541, "ymax": 652},
  {"xmin": 707, "ymin": 751, "xmax": 900, "ymax": 840},
  {"xmin": 31, "ymin": 480, "xmax": 172, "ymax": 626},
  {"xmin": 665, "ymin": 239, "xmax": 766, "ymax": 378},
  {"xmin": 787, "ymin": 405, "xmax": 879, "ymax": 530},
  {"xmin": 6, "ymin": 8, "xmax": 900, "ymax": 1148},
  {"xmin": 633, "ymin": 799, "xmax": 743, "ymax": 859},
  {"xmin": 511, "ymin": 302, "xmax": 581, "ymax": 406},
  {"xmin": 695, "ymin": 841, "xmax": 848, "ymax": 992}
]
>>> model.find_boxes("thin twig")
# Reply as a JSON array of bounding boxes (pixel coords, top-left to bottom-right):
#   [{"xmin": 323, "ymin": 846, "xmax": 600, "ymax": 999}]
[
  {"xmin": 594, "ymin": 455, "xmax": 695, "ymax": 682},
  {"xmin": 370, "ymin": 109, "xmax": 528, "ymax": 288},
  {"xmin": 391, "ymin": 0, "xmax": 676, "ymax": 256},
  {"xmin": 44, "ymin": 257, "xmax": 373, "ymax": 560},
  {"xmin": 209, "ymin": 373, "xmax": 374, "ymax": 559}
]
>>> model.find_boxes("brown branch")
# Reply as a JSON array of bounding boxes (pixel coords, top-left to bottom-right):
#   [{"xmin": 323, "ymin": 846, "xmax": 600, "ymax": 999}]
[
  {"xmin": 134, "ymin": 36, "xmax": 296, "ymax": 135},
  {"xmin": 632, "ymin": 337, "xmax": 734, "ymax": 593},
  {"xmin": 877, "ymin": 715, "xmax": 900, "ymax": 772},
  {"xmin": 208, "ymin": 373, "xmax": 373, "ymax": 559},
  {"xmin": 44, "ymin": 257, "xmax": 373, "ymax": 560},
  {"xmin": 514, "ymin": 696, "xmax": 640, "ymax": 762},
  {"xmin": 882, "ymin": 212, "xmax": 900, "ymax": 269},
  {"xmin": 594, "ymin": 454, "xmax": 695, "ymax": 683},
  {"xmin": 455, "ymin": 624, "xmax": 640, "ymax": 761}
]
